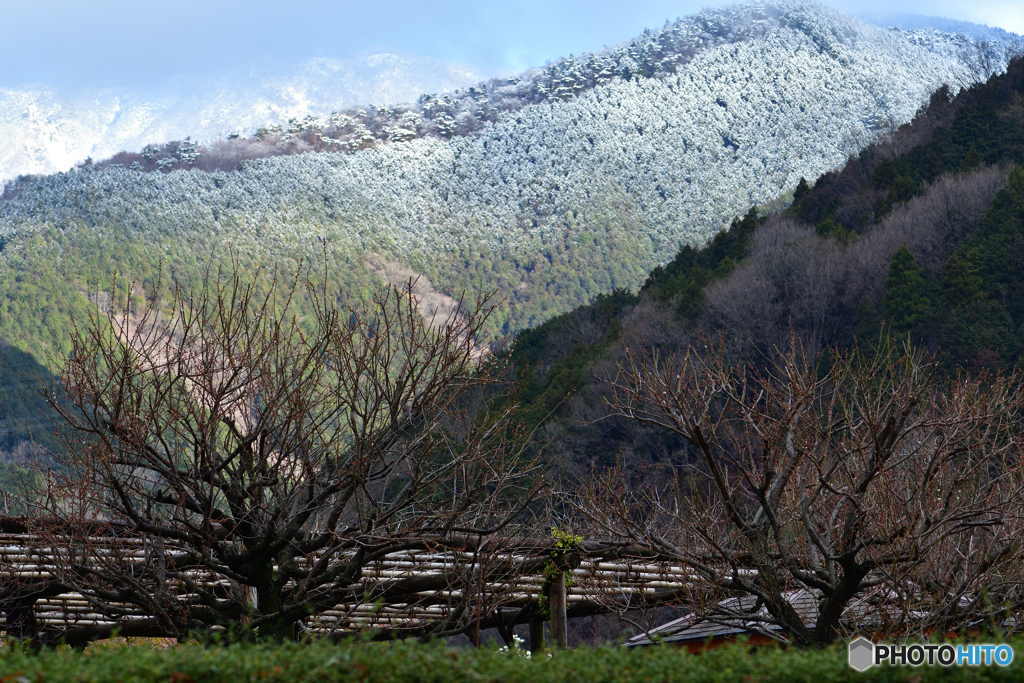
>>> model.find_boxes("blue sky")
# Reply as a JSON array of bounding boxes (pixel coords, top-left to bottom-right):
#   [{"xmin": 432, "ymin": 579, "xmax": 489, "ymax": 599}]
[{"xmin": 1, "ymin": 0, "xmax": 1021, "ymax": 88}]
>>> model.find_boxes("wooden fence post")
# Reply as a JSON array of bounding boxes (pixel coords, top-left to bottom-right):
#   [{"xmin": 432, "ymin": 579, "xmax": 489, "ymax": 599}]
[
  {"xmin": 548, "ymin": 549, "xmax": 579, "ymax": 649},
  {"xmin": 551, "ymin": 571, "xmax": 567, "ymax": 649},
  {"xmin": 529, "ymin": 616, "xmax": 545, "ymax": 653}
]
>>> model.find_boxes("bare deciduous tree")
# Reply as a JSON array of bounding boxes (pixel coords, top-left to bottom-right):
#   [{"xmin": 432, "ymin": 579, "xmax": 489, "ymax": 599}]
[
  {"xmin": 575, "ymin": 339, "xmax": 1024, "ymax": 646},
  {"xmin": 27, "ymin": 267, "xmax": 542, "ymax": 643}
]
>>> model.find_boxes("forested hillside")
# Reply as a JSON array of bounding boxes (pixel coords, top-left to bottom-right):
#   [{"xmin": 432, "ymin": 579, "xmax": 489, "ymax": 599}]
[
  {"xmin": 1, "ymin": 2, "xmax": 1010, "ymax": 355},
  {"xmin": 0, "ymin": 343, "xmax": 55, "ymax": 455},
  {"xmin": 0, "ymin": 2, "xmax": 1018, "ymax": 462},
  {"xmin": 509, "ymin": 55, "xmax": 1024, "ymax": 475}
]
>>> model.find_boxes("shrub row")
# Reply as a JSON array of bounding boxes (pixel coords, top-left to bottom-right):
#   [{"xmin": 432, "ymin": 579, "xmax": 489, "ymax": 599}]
[{"xmin": 2, "ymin": 637, "xmax": 1024, "ymax": 682}]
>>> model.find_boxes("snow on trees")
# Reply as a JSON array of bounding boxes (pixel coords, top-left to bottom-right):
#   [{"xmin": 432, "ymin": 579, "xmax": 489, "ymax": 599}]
[{"xmin": 0, "ymin": 2, "xmax": 1015, "ymax": 336}]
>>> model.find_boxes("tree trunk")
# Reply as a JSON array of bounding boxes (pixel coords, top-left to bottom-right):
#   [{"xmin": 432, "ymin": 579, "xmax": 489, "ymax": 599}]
[{"xmin": 253, "ymin": 563, "xmax": 293, "ymax": 641}]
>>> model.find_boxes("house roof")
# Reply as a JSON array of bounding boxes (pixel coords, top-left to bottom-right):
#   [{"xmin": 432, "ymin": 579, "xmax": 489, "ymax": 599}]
[
  {"xmin": 625, "ymin": 589, "xmax": 820, "ymax": 646},
  {"xmin": 625, "ymin": 583, "xmax": 946, "ymax": 647}
]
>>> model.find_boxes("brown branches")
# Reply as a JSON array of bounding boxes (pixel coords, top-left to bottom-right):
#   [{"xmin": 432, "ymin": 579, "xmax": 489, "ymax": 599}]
[
  {"xmin": 576, "ymin": 338, "xmax": 1024, "ymax": 646},
  {"xmin": 27, "ymin": 265, "xmax": 544, "ymax": 643}
]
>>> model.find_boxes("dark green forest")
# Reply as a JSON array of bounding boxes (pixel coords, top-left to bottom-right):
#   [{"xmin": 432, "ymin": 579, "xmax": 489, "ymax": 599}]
[{"xmin": 0, "ymin": 344, "xmax": 58, "ymax": 455}]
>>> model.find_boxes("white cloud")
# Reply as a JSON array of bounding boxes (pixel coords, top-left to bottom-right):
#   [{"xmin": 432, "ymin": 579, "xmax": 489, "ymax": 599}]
[
  {"xmin": 954, "ymin": 2, "xmax": 1024, "ymax": 35},
  {"xmin": 826, "ymin": 0, "xmax": 1023, "ymax": 34}
]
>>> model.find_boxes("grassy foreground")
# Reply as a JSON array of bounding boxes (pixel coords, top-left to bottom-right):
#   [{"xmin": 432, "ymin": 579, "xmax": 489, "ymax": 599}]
[{"xmin": 2, "ymin": 638, "xmax": 1023, "ymax": 683}]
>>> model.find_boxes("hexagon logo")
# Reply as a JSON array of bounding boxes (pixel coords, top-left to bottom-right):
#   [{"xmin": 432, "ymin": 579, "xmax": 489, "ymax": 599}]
[{"xmin": 849, "ymin": 636, "xmax": 875, "ymax": 671}]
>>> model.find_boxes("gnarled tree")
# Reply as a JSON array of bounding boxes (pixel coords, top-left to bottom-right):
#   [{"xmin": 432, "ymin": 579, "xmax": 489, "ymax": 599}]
[
  {"xmin": 25, "ymin": 268, "xmax": 542, "ymax": 644},
  {"xmin": 575, "ymin": 339, "xmax": 1024, "ymax": 647}
]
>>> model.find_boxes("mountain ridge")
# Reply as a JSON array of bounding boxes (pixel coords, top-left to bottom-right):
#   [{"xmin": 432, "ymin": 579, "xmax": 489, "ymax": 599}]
[
  {"xmin": 0, "ymin": 3, "xmax": 1022, "ymax": 470},
  {"xmin": 0, "ymin": 2, "xmax": 1020, "ymax": 363},
  {"xmin": 1, "ymin": 3, "xmax": 1019, "ymax": 185},
  {"xmin": 0, "ymin": 53, "xmax": 498, "ymax": 183}
]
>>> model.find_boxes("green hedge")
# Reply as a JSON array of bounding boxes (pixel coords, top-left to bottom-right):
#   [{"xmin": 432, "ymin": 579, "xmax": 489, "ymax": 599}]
[{"xmin": 2, "ymin": 638, "xmax": 1023, "ymax": 682}]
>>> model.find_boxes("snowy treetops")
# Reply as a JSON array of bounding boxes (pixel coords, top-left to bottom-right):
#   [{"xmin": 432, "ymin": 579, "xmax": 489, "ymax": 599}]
[{"xmin": 0, "ymin": 1, "xmax": 1017, "ymax": 334}]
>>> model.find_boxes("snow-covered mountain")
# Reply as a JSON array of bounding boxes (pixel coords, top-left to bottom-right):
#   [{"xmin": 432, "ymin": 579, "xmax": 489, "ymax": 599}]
[
  {"xmin": 1, "ymin": 1, "xmax": 1021, "ymax": 340},
  {"xmin": 0, "ymin": 53, "xmax": 497, "ymax": 182},
  {"xmin": 3, "ymin": 7, "xmax": 1016, "ymax": 187}
]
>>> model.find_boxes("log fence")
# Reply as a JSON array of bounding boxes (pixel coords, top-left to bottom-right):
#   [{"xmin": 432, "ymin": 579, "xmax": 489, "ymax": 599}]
[{"xmin": 0, "ymin": 528, "xmax": 696, "ymax": 648}]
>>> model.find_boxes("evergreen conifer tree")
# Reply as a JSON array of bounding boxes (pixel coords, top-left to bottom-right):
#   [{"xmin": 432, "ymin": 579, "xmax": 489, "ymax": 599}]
[
  {"xmin": 793, "ymin": 177, "xmax": 810, "ymax": 201},
  {"xmin": 961, "ymin": 145, "xmax": 982, "ymax": 172},
  {"xmin": 882, "ymin": 246, "xmax": 930, "ymax": 335},
  {"xmin": 940, "ymin": 253, "xmax": 980, "ymax": 309}
]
